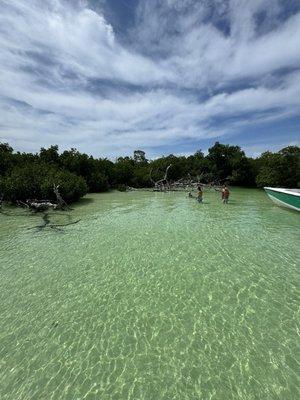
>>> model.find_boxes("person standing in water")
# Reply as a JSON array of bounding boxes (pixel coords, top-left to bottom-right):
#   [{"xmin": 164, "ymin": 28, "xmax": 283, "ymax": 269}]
[
  {"xmin": 221, "ymin": 185, "xmax": 230, "ymax": 204},
  {"xmin": 197, "ymin": 186, "xmax": 203, "ymax": 203}
]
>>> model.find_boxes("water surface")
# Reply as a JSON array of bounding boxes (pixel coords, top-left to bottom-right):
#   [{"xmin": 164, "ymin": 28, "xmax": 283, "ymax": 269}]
[{"xmin": 0, "ymin": 189, "xmax": 299, "ymax": 399}]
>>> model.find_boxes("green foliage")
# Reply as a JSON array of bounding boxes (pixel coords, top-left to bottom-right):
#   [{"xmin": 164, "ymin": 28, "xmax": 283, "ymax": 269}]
[
  {"xmin": 0, "ymin": 142, "xmax": 13, "ymax": 176},
  {"xmin": 114, "ymin": 157, "xmax": 135, "ymax": 185},
  {"xmin": 132, "ymin": 165, "xmax": 152, "ymax": 187},
  {"xmin": 229, "ymin": 153, "xmax": 256, "ymax": 186},
  {"xmin": 116, "ymin": 184, "xmax": 127, "ymax": 192},
  {"xmin": 133, "ymin": 150, "xmax": 147, "ymax": 164},
  {"xmin": 39, "ymin": 168, "xmax": 88, "ymax": 202},
  {"xmin": 256, "ymin": 147, "xmax": 300, "ymax": 188},
  {"xmin": 0, "ymin": 163, "xmax": 42, "ymax": 201},
  {"xmin": 40, "ymin": 145, "xmax": 59, "ymax": 165},
  {"xmin": 52, "ymin": 147, "xmax": 112, "ymax": 192},
  {"xmin": 279, "ymin": 146, "xmax": 300, "ymax": 187},
  {"xmin": 208, "ymin": 143, "xmax": 241, "ymax": 179},
  {"xmin": 0, "ymin": 142, "xmax": 299, "ymax": 204},
  {"xmin": 0, "ymin": 143, "xmax": 13, "ymax": 153},
  {"xmin": 0, "ymin": 162, "xmax": 87, "ymax": 203},
  {"xmin": 87, "ymin": 171, "xmax": 109, "ymax": 192}
]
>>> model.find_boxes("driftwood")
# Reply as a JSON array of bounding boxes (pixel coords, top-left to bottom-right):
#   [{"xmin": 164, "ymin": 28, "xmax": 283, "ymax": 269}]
[
  {"xmin": 1, "ymin": 190, "xmax": 80, "ymax": 233},
  {"xmin": 26, "ymin": 200, "xmax": 58, "ymax": 211},
  {"xmin": 151, "ymin": 169, "xmax": 230, "ymax": 192},
  {"xmin": 154, "ymin": 164, "xmax": 172, "ymax": 191},
  {"xmin": 126, "ymin": 186, "xmax": 138, "ymax": 191},
  {"xmin": 17, "ymin": 185, "xmax": 69, "ymax": 212},
  {"xmin": 53, "ymin": 184, "xmax": 70, "ymax": 209},
  {"xmin": 143, "ymin": 165, "xmax": 230, "ymax": 192}
]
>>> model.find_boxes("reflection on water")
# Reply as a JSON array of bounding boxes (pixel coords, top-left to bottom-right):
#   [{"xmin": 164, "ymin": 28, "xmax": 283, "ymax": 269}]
[{"xmin": 0, "ymin": 188, "xmax": 299, "ymax": 399}]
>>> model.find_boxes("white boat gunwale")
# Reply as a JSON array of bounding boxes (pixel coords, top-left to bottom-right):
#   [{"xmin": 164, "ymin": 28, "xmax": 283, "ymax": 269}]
[
  {"xmin": 264, "ymin": 187, "xmax": 300, "ymax": 197},
  {"xmin": 264, "ymin": 187, "xmax": 300, "ymax": 212}
]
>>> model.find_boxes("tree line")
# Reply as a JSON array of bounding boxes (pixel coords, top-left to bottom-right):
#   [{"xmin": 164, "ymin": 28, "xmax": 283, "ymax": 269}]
[{"xmin": 0, "ymin": 142, "xmax": 299, "ymax": 203}]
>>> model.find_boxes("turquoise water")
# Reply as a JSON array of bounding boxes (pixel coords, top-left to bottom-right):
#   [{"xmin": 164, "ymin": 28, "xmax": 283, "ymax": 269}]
[{"xmin": 0, "ymin": 188, "xmax": 299, "ymax": 399}]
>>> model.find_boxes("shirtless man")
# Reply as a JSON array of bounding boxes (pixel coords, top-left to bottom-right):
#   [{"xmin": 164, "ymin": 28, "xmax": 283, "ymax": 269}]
[{"xmin": 221, "ymin": 185, "xmax": 230, "ymax": 204}]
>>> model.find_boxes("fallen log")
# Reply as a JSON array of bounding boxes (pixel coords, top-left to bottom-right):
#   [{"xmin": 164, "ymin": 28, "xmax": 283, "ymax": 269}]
[
  {"xmin": 25, "ymin": 200, "xmax": 58, "ymax": 211},
  {"xmin": 16, "ymin": 185, "xmax": 69, "ymax": 211}
]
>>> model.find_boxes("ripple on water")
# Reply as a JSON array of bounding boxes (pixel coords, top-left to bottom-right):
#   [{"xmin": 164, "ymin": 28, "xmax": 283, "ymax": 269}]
[{"xmin": 0, "ymin": 189, "xmax": 299, "ymax": 399}]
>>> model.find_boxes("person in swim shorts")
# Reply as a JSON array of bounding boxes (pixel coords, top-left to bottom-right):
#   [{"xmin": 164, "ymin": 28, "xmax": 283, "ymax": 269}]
[{"xmin": 221, "ymin": 185, "xmax": 230, "ymax": 204}]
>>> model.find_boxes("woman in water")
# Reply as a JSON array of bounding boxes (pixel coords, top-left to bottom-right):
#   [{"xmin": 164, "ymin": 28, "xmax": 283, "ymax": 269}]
[{"xmin": 197, "ymin": 186, "xmax": 203, "ymax": 203}]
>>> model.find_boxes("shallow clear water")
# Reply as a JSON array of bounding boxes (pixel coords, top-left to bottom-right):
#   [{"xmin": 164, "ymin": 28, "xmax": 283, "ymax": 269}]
[{"xmin": 0, "ymin": 188, "xmax": 299, "ymax": 400}]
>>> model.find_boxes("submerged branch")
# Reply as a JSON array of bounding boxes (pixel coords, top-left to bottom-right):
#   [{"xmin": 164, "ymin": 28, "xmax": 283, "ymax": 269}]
[
  {"xmin": 50, "ymin": 219, "xmax": 81, "ymax": 228},
  {"xmin": 27, "ymin": 212, "xmax": 81, "ymax": 232}
]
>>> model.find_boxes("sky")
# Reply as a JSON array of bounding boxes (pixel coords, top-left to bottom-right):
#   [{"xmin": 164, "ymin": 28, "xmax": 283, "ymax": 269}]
[{"xmin": 0, "ymin": 0, "xmax": 300, "ymax": 159}]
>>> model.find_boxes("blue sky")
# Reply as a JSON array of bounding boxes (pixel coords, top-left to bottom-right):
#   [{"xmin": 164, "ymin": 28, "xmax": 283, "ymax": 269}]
[{"xmin": 0, "ymin": 0, "xmax": 299, "ymax": 159}]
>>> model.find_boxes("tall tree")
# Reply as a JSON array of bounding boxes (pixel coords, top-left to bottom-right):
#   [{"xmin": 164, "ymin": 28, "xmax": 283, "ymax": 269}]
[
  {"xmin": 133, "ymin": 150, "xmax": 147, "ymax": 164},
  {"xmin": 40, "ymin": 145, "xmax": 59, "ymax": 165},
  {"xmin": 0, "ymin": 142, "xmax": 14, "ymax": 176}
]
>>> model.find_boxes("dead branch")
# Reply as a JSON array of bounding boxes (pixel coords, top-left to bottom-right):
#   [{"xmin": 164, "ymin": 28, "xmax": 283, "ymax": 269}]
[
  {"xmin": 53, "ymin": 184, "xmax": 70, "ymax": 209},
  {"xmin": 154, "ymin": 164, "xmax": 172, "ymax": 191},
  {"xmin": 18, "ymin": 185, "xmax": 70, "ymax": 211},
  {"xmin": 25, "ymin": 200, "xmax": 58, "ymax": 211},
  {"xmin": 126, "ymin": 186, "xmax": 138, "ymax": 191}
]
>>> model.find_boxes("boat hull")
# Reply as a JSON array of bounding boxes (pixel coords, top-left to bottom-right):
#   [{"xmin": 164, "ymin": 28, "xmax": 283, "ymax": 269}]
[{"xmin": 264, "ymin": 187, "xmax": 300, "ymax": 211}]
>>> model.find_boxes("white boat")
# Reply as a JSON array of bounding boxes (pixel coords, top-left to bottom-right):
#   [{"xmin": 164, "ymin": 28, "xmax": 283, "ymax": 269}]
[{"xmin": 264, "ymin": 187, "xmax": 300, "ymax": 212}]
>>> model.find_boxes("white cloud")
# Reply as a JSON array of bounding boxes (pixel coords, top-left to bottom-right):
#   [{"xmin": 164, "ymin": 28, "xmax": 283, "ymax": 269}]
[{"xmin": 0, "ymin": 0, "xmax": 299, "ymax": 157}]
